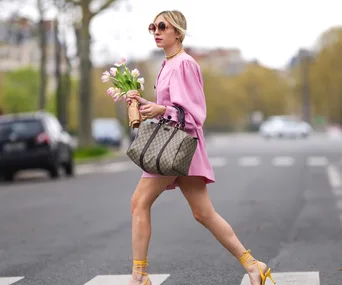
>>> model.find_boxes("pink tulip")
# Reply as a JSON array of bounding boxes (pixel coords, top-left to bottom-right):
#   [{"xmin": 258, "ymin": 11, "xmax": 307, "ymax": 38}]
[
  {"xmin": 101, "ymin": 71, "xmax": 110, "ymax": 82},
  {"xmin": 114, "ymin": 57, "xmax": 127, "ymax": 67},
  {"xmin": 110, "ymin": 67, "xmax": 117, "ymax": 77},
  {"xmin": 106, "ymin": 87, "xmax": 115, "ymax": 96}
]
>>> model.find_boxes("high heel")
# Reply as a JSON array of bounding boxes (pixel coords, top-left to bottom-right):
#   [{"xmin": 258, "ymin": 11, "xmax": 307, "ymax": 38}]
[
  {"xmin": 129, "ymin": 258, "xmax": 151, "ymax": 285},
  {"xmin": 238, "ymin": 249, "xmax": 276, "ymax": 285}
]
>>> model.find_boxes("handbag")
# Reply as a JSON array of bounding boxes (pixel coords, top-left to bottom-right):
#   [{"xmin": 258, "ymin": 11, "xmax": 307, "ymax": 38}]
[{"xmin": 126, "ymin": 106, "xmax": 198, "ymax": 176}]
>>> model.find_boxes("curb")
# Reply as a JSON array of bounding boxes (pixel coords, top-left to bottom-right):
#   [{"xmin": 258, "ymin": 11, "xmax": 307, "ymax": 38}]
[{"xmin": 75, "ymin": 151, "xmax": 130, "ymax": 166}]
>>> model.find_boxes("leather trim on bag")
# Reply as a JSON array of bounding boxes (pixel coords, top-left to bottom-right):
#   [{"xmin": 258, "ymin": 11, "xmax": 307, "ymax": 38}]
[
  {"xmin": 140, "ymin": 123, "xmax": 162, "ymax": 172},
  {"xmin": 156, "ymin": 128, "xmax": 179, "ymax": 175}
]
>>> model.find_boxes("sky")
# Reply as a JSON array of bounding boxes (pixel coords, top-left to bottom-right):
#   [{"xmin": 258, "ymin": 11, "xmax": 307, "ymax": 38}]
[{"xmin": 2, "ymin": 0, "xmax": 342, "ymax": 69}]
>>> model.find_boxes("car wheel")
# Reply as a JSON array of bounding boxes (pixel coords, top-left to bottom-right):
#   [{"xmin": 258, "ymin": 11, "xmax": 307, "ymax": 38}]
[
  {"xmin": 49, "ymin": 162, "xmax": 60, "ymax": 179},
  {"xmin": 64, "ymin": 154, "xmax": 74, "ymax": 177},
  {"xmin": 4, "ymin": 171, "xmax": 14, "ymax": 182}
]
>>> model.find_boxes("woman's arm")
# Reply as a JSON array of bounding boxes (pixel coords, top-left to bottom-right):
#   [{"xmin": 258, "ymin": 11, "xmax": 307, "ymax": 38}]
[{"xmin": 161, "ymin": 60, "xmax": 206, "ymax": 131}]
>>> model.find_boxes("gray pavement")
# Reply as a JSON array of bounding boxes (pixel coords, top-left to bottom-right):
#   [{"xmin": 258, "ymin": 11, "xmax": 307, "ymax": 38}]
[{"xmin": 0, "ymin": 133, "xmax": 342, "ymax": 284}]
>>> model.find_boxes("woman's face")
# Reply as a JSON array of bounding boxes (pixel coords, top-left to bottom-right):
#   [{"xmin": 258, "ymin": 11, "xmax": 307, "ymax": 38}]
[{"xmin": 150, "ymin": 15, "xmax": 179, "ymax": 49}]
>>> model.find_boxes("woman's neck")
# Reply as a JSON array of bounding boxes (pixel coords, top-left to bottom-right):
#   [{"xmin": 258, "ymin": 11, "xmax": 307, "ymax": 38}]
[{"xmin": 164, "ymin": 45, "xmax": 183, "ymax": 60}]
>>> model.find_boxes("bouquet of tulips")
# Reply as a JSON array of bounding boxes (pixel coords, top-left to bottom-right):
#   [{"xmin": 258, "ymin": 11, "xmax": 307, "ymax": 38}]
[{"xmin": 101, "ymin": 58, "xmax": 145, "ymax": 128}]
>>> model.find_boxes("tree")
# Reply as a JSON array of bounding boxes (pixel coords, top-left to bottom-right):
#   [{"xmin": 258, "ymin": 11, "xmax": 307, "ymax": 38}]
[
  {"xmin": 2, "ymin": 68, "xmax": 40, "ymax": 113},
  {"xmin": 202, "ymin": 63, "xmax": 291, "ymax": 131},
  {"xmin": 37, "ymin": 0, "xmax": 49, "ymax": 110},
  {"xmin": 53, "ymin": 0, "xmax": 74, "ymax": 129},
  {"xmin": 66, "ymin": 0, "xmax": 119, "ymax": 147},
  {"xmin": 306, "ymin": 27, "xmax": 342, "ymax": 124}
]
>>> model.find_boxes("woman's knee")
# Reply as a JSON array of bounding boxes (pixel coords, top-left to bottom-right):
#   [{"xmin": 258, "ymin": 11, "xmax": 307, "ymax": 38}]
[
  {"xmin": 130, "ymin": 191, "xmax": 152, "ymax": 215},
  {"xmin": 130, "ymin": 178, "xmax": 168, "ymax": 215},
  {"xmin": 192, "ymin": 208, "xmax": 216, "ymax": 225}
]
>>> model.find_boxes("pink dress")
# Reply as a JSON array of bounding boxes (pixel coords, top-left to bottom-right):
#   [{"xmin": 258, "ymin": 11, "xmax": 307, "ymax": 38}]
[{"xmin": 141, "ymin": 52, "xmax": 215, "ymax": 190}]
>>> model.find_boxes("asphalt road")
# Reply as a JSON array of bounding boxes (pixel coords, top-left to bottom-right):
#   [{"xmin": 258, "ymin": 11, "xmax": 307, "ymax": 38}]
[{"xmin": 0, "ymin": 133, "xmax": 342, "ymax": 285}]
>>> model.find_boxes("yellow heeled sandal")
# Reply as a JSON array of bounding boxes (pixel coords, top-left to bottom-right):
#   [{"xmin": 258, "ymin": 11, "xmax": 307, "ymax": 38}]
[
  {"xmin": 239, "ymin": 249, "xmax": 276, "ymax": 285},
  {"xmin": 132, "ymin": 258, "xmax": 151, "ymax": 285}
]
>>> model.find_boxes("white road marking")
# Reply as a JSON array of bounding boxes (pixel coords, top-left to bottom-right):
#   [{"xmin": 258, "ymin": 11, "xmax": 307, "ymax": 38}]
[
  {"xmin": 307, "ymin": 156, "xmax": 328, "ymax": 167},
  {"xmin": 240, "ymin": 271, "xmax": 320, "ymax": 285},
  {"xmin": 209, "ymin": 157, "xmax": 228, "ymax": 167},
  {"xmin": 331, "ymin": 187, "xmax": 342, "ymax": 197},
  {"xmin": 84, "ymin": 274, "xmax": 170, "ymax": 285},
  {"xmin": 327, "ymin": 165, "xmax": 342, "ymax": 188},
  {"xmin": 272, "ymin": 156, "xmax": 294, "ymax": 167},
  {"xmin": 76, "ymin": 162, "xmax": 134, "ymax": 175},
  {"xmin": 336, "ymin": 199, "xmax": 342, "ymax": 210},
  {"xmin": 0, "ymin": 277, "xmax": 24, "ymax": 285},
  {"xmin": 76, "ymin": 164, "xmax": 98, "ymax": 175},
  {"xmin": 238, "ymin": 156, "xmax": 260, "ymax": 167},
  {"xmin": 100, "ymin": 162, "xmax": 133, "ymax": 173}
]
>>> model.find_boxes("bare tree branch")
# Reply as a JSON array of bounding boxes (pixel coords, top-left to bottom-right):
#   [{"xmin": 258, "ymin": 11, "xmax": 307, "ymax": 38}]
[
  {"xmin": 65, "ymin": 0, "xmax": 81, "ymax": 5},
  {"xmin": 91, "ymin": 0, "xmax": 115, "ymax": 18}
]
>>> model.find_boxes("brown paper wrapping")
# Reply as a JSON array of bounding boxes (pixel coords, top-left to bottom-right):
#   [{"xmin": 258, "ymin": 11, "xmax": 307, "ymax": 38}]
[{"xmin": 126, "ymin": 90, "xmax": 142, "ymax": 129}]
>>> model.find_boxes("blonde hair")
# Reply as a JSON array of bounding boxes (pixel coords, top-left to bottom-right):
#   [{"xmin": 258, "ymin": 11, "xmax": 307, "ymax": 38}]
[{"xmin": 154, "ymin": 10, "xmax": 187, "ymax": 43}]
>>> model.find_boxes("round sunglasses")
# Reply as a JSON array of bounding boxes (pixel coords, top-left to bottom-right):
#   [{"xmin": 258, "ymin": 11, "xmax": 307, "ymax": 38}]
[{"xmin": 148, "ymin": 22, "xmax": 169, "ymax": 34}]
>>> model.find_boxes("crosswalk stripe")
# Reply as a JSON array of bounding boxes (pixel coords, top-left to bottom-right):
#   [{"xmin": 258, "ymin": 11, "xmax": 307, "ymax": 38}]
[
  {"xmin": 240, "ymin": 271, "xmax": 320, "ymax": 285},
  {"xmin": 307, "ymin": 157, "xmax": 328, "ymax": 167},
  {"xmin": 209, "ymin": 157, "xmax": 228, "ymax": 167},
  {"xmin": 84, "ymin": 274, "xmax": 170, "ymax": 285},
  {"xmin": 0, "ymin": 277, "xmax": 24, "ymax": 285},
  {"xmin": 272, "ymin": 156, "xmax": 294, "ymax": 166},
  {"xmin": 73, "ymin": 156, "xmax": 342, "ymax": 175},
  {"xmin": 327, "ymin": 165, "xmax": 342, "ymax": 188},
  {"xmin": 336, "ymin": 199, "xmax": 342, "ymax": 210},
  {"xmin": 238, "ymin": 156, "xmax": 260, "ymax": 166},
  {"xmin": 331, "ymin": 187, "xmax": 342, "ymax": 197}
]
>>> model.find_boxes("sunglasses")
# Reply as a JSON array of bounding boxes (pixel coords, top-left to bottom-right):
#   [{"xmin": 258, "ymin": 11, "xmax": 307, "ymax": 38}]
[{"xmin": 148, "ymin": 22, "xmax": 169, "ymax": 34}]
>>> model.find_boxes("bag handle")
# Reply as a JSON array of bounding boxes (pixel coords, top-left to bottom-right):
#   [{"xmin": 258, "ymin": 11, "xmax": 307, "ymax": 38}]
[{"xmin": 172, "ymin": 105, "xmax": 185, "ymax": 129}]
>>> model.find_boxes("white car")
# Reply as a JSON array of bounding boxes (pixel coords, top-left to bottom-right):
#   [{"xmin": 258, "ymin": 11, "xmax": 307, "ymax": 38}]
[{"xmin": 259, "ymin": 116, "xmax": 312, "ymax": 139}]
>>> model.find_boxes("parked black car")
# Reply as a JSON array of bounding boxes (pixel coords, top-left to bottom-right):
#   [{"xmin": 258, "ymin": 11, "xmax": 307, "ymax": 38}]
[{"xmin": 0, "ymin": 111, "xmax": 75, "ymax": 181}]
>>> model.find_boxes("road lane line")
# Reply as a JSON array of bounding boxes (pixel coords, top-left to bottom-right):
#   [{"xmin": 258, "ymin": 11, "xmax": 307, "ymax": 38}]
[
  {"xmin": 240, "ymin": 271, "xmax": 320, "ymax": 285},
  {"xmin": 84, "ymin": 274, "xmax": 170, "ymax": 285},
  {"xmin": 0, "ymin": 277, "xmax": 24, "ymax": 285},
  {"xmin": 238, "ymin": 156, "xmax": 260, "ymax": 167},
  {"xmin": 307, "ymin": 156, "xmax": 328, "ymax": 167},
  {"xmin": 331, "ymin": 187, "xmax": 342, "ymax": 197},
  {"xmin": 209, "ymin": 157, "xmax": 228, "ymax": 167},
  {"xmin": 336, "ymin": 199, "xmax": 342, "ymax": 210},
  {"xmin": 272, "ymin": 156, "xmax": 294, "ymax": 167},
  {"xmin": 326, "ymin": 165, "xmax": 342, "ymax": 188}
]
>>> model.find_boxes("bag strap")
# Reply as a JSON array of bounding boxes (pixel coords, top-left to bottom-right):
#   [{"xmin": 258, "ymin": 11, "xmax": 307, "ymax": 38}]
[{"xmin": 172, "ymin": 105, "xmax": 185, "ymax": 129}]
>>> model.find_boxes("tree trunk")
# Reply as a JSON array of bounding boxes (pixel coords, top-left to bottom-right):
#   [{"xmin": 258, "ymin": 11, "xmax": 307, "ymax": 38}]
[
  {"xmin": 54, "ymin": 18, "xmax": 64, "ymax": 126},
  {"xmin": 78, "ymin": 1, "xmax": 93, "ymax": 147},
  {"xmin": 38, "ymin": 0, "xmax": 47, "ymax": 110}
]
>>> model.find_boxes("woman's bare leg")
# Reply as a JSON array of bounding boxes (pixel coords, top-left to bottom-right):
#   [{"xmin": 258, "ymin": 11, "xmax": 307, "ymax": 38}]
[
  {"xmin": 178, "ymin": 176, "xmax": 268, "ymax": 285},
  {"xmin": 130, "ymin": 176, "xmax": 176, "ymax": 283}
]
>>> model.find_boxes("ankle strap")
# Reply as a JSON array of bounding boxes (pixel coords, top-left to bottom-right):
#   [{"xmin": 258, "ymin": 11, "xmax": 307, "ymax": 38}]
[
  {"xmin": 239, "ymin": 249, "xmax": 257, "ymax": 267},
  {"xmin": 133, "ymin": 258, "xmax": 149, "ymax": 276}
]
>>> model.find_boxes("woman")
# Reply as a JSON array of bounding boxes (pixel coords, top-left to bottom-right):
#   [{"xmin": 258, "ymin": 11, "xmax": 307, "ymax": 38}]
[{"xmin": 128, "ymin": 10, "xmax": 276, "ymax": 285}]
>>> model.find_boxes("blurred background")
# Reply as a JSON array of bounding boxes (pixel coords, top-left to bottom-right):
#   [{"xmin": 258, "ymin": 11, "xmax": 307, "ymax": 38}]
[{"xmin": 0, "ymin": 0, "xmax": 342, "ymax": 158}]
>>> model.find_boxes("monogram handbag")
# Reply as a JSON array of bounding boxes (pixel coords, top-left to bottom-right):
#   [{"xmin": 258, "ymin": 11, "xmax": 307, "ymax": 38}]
[{"xmin": 126, "ymin": 106, "xmax": 198, "ymax": 176}]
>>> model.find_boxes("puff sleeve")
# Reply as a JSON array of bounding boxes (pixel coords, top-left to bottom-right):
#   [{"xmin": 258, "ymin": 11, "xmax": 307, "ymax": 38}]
[{"xmin": 162, "ymin": 60, "xmax": 206, "ymax": 131}]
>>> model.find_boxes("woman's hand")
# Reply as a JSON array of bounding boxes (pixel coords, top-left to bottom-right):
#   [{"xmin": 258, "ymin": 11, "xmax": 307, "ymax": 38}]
[
  {"xmin": 128, "ymin": 94, "xmax": 150, "ymax": 106},
  {"xmin": 140, "ymin": 103, "xmax": 166, "ymax": 119},
  {"xmin": 129, "ymin": 94, "xmax": 166, "ymax": 119}
]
